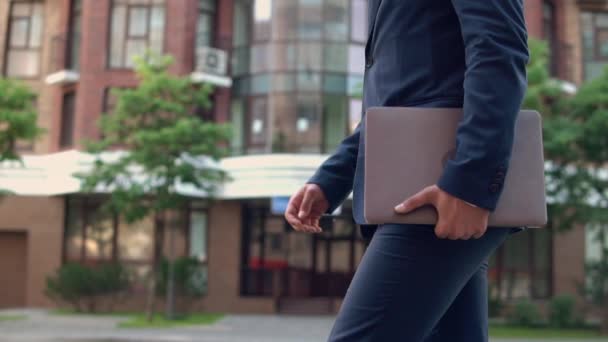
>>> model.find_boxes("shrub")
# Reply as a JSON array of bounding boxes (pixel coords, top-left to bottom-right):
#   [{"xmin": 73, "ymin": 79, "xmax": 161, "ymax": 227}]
[
  {"xmin": 507, "ymin": 299, "xmax": 542, "ymax": 327},
  {"xmin": 157, "ymin": 256, "xmax": 207, "ymax": 298},
  {"xmin": 549, "ymin": 295, "xmax": 577, "ymax": 328},
  {"xmin": 45, "ymin": 262, "xmax": 131, "ymax": 313},
  {"xmin": 489, "ymin": 296, "xmax": 504, "ymax": 318}
]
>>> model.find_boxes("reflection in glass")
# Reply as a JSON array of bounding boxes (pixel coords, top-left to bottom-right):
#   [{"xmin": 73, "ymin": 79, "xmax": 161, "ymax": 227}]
[
  {"xmin": 231, "ymin": 99, "xmax": 245, "ymax": 154},
  {"xmin": 325, "ymin": 0, "xmax": 348, "ymax": 41},
  {"xmin": 249, "ymin": 97, "xmax": 269, "ymax": 148},
  {"xmin": 324, "ymin": 43, "xmax": 347, "ymax": 72},
  {"xmin": 324, "ymin": 95, "xmax": 347, "ymax": 152},
  {"xmin": 296, "ymin": 72, "xmax": 321, "ymax": 91},
  {"xmin": 233, "ymin": 0, "xmax": 251, "ymax": 46},
  {"xmin": 298, "ymin": 0, "xmax": 322, "ymax": 39},
  {"xmin": 65, "ymin": 198, "xmax": 84, "ymax": 260},
  {"xmin": 109, "ymin": 0, "xmax": 166, "ymax": 68},
  {"xmin": 189, "ymin": 211, "xmax": 208, "ymax": 262},
  {"xmin": 272, "ymin": 0, "xmax": 297, "ymax": 40},
  {"xmin": 296, "ymin": 94, "xmax": 322, "ymax": 153},
  {"xmin": 128, "ymin": 7, "xmax": 148, "ymax": 37},
  {"xmin": 85, "ymin": 208, "xmax": 114, "ymax": 260},
  {"xmin": 254, "ymin": 0, "xmax": 272, "ymax": 41},
  {"xmin": 297, "ymin": 42, "xmax": 322, "ymax": 71},
  {"xmin": 119, "ymin": 215, "xmax": 154, "ymax": 261}
]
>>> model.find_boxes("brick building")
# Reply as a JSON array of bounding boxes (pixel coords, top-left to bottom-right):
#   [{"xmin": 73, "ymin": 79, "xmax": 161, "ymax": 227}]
[{"xmin": 0, "ymin": 0, "xmax": 604, "ymax": 314}]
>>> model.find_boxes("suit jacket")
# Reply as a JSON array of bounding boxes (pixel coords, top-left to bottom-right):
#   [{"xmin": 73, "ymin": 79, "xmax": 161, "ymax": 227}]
[{"xmin": 306, "ymin": 0, "xmax": 529, "ymax": 240}]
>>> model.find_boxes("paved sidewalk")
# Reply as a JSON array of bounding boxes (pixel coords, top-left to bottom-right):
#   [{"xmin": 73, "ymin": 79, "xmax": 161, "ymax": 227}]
[{"xmin": 1, "ymin": 309, "xmax": 607, "ymax": 342}]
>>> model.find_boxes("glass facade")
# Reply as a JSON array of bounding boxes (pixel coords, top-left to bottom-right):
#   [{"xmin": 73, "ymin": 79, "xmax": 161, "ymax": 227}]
[
  {"xmin": 488, "ymin": 229, "xmax": 553, "ymax": 300},
  {"xmin": 240, "ymin": 200, "xmax": 366, "ymax": 297},
  {"xmin": 231, "ymin": 0, "xmax": 367, "ymax": 154}
]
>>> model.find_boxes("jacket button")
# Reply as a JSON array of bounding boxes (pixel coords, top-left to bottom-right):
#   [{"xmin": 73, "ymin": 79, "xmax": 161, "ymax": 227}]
[
  {"xmin": 365, "ymin": 56, "xmax": 374, "ymax": 68},
  {"xmin": 489, "ymin": 183, "xmax": 500, "ymax": 193},
  {"xmin": 496, "ymin": 171, "xmax": 505, "ymax": 179}
]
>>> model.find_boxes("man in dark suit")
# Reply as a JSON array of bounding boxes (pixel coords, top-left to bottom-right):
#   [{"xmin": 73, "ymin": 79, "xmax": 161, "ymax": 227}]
[{"xmin": 285, "ymin": 0, "xmax": 528, "ymax": 340}]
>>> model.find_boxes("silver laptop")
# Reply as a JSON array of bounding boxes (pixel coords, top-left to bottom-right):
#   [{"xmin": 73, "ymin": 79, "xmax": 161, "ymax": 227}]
[{"xmin": 363, "ymin": 107, "xmax": 547, "ymax": 228}]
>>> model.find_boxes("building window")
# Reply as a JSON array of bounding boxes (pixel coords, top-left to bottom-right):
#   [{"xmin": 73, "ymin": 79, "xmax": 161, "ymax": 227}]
[
  {"xmin": 189, "ymin": 209, "xmax": 208, "ymax": 262},
  {"xmin": 247, "ymin": 97, "xmax": 268, "ymax": 151},
  {"xmin": 60, "ymin": 92, "xmax": 76, "ymax": 148},
  {"xmin": 240, "ymin": 200, "xmax": 365, "ymax": 297},
  {"xmin": 324, "ymin": 0, "xmax": 348, "ymax": 41},
  {"xmin": 231, "ymin": 0, "xmax": 367, "ymax": 155},
  {"xmin": 253, "ymin": 0, "xmax": 272, "ymax": 42},
  {"xmin": 581, "ymin": 11, "xmax": 608, "ymax": 80},
  {"xmin": 67, "ymin": 0, "xmax": 82, "ymax": 70},
  {"xmin": 64, "ymin": 197, "xmax": 208, "ymax": 293},
  {"xmin": 109, "ymin": 0, "xmax": 166, "ymax": 68},
  {"xmin": 4, "ymin": 1, "xmax": 44, "ymax": 78},
  {"xmin": 489, "ymin": 229, "xmax": 552, "ymax": 300},
  {"xmin": 542, "ymin": 1, "xmax": 557, "ymax": 76},
  {"xmin": 195, "ymin": 0, "xmax": 217, "ymax": 71},
  {"xmin": 197, "ymin": 0, "xmax": 216, "ymax": 48}
]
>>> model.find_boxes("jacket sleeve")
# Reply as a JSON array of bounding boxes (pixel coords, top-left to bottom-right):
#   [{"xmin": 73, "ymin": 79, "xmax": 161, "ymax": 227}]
[
  {"xmin": 305, "ymin": 120, "xmax": 361, "ymax": 214},
  {"xmin": 437, "ymin": 0, "xmax": 530, "ymax": 211}
]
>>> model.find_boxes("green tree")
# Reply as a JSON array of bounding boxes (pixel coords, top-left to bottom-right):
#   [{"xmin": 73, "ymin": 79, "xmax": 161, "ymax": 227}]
[
  {"xmin": 539, "ymin": 54, "xmax": 608, "ymax": 333},
  {"xmin": 520, "ymin": 38, "xmax": 608, "ymax": 332},
  {"xmin": 76, "ymin": 53, "xmax": 232, "ymax": 320},
  {"xmin": 0, "ymin": 78, "xmax": 44, "ymax": 194},
  {"xmin": 523, "ymin": 39, "xmax": 562, "ymax": 117}
]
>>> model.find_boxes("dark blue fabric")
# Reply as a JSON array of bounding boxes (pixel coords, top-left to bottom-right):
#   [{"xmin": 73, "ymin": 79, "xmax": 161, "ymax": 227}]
[
  {"xmin": 327, "ymin": 224, "xmax": 518, "ymax": 342},
  {"xmin": 306, "ymin": 0, "xmax": 529, "ymax": 238}
]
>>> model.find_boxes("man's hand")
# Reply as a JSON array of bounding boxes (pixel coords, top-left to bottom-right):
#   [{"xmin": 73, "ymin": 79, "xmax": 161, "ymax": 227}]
[
  {"xmin": 285, "ymin": 183, "xmax": 330, "ymax": 233},
  {"xmin": 394, "ymin": 185, "xmax": 490, "ymax": 240}
]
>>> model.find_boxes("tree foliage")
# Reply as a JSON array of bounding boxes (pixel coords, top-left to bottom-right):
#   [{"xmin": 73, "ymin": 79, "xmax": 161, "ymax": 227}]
[
  {"xmin": 529, "ymin": 38, "xmax": 608, "ymax": 332},
  {"xmin": 77, "ymin": 53, "xmax": 232, "ymax": 222},
  {"xmin": 0, "ymin": 77, "xmax": 43, "ymax": 163},
  {"xmin": 75, "ymin": 53, "xmax": 232, "ymax": 319}
]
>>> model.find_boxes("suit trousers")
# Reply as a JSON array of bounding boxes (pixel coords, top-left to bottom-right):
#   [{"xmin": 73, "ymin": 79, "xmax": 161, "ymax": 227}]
[{"xmin": 327, "ymin": 223, "xmax": 520, "ymax": 342}]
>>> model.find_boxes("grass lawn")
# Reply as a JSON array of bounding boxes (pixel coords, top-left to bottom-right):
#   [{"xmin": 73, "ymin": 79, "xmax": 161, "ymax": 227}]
[
  {"xmin": 489, "ymin": 324, "xmax": 606, "ymax": 339},
  {"xmin": 0, "ymin": 315, "xmax": 26, "ymax": 322},
  {"xmin": 118, "ymin": 313, "xmax": 225, "ymax": 328},
  {"xmin": 51, "ymin": 308, "xmax": 136, "ymax": 317}
]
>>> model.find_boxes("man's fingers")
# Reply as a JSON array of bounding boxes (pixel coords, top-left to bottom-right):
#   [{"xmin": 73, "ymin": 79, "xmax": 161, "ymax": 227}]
[
  {"xmin": 395, "ymin": 186, "xmax": 437, "ymax": 214},
  {"xmin": 298, "ymin": 189, "xmax": 315, "ymax": 219},
  {"xmin": 285, "ymin": 190, "xmax": 306, "ymax": 230}
]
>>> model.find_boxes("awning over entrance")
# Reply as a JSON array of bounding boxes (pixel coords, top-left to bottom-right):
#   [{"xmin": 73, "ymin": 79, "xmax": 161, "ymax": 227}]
[{"xmin": 0, "ymin": 150, "xmax": 353, "ymax": 200}]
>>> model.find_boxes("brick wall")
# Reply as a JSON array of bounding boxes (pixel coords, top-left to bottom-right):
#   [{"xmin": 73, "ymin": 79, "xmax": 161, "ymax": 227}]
[
  {"xmin": 0, "ymin": 196, "xmax": 65, "ymax": 307},
  {"xmin": 1, "ymin": 0, "xmax": 66, "ymax": 153},
  {"xmin": 202, "ymin": 200, "xmax": 276, "ymax": 313}
]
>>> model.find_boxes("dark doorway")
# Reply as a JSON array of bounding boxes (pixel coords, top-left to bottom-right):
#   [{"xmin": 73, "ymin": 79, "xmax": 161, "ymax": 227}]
[
  {"xmin": 0, "ymin": 231, "xmax": 28, "ymax": 308},
  {"xmin": 240, "ymin": 200, "xmax": 366, "ymax": 310}
]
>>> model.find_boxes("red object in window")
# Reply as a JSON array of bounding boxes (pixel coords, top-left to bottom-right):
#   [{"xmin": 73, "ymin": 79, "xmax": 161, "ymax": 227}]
[{"xmin": 249, "ymin": 257, "xmax": 288, "ymax": 270}]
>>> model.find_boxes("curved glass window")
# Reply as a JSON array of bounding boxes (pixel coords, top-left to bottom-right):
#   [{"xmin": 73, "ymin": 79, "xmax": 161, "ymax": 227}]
[{"xmin": 231, "ymin": 0, "xmax": 367, "ymax": 154}]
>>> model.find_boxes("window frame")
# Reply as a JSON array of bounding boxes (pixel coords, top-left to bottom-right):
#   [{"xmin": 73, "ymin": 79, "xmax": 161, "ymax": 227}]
[
  {"xmin": 107, "ymin": 0, "xmax": 168, "ymax": 69},
  {"xmin": 62, "ymin": 196, "xmax": 210, "ymax": 293},
  {"xmin": 66, "ymin": 0, "xmax": 82, "ymax": 70},
  {"xmin": 3, "ymin": 0, "xmax": 44, "ymax": 79}
]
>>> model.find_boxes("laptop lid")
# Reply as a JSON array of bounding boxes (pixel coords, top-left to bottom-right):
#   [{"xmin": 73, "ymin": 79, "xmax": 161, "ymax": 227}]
[{"xmin": 363, "ymin": 107, "xmax": 547, "ymax": 228}]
